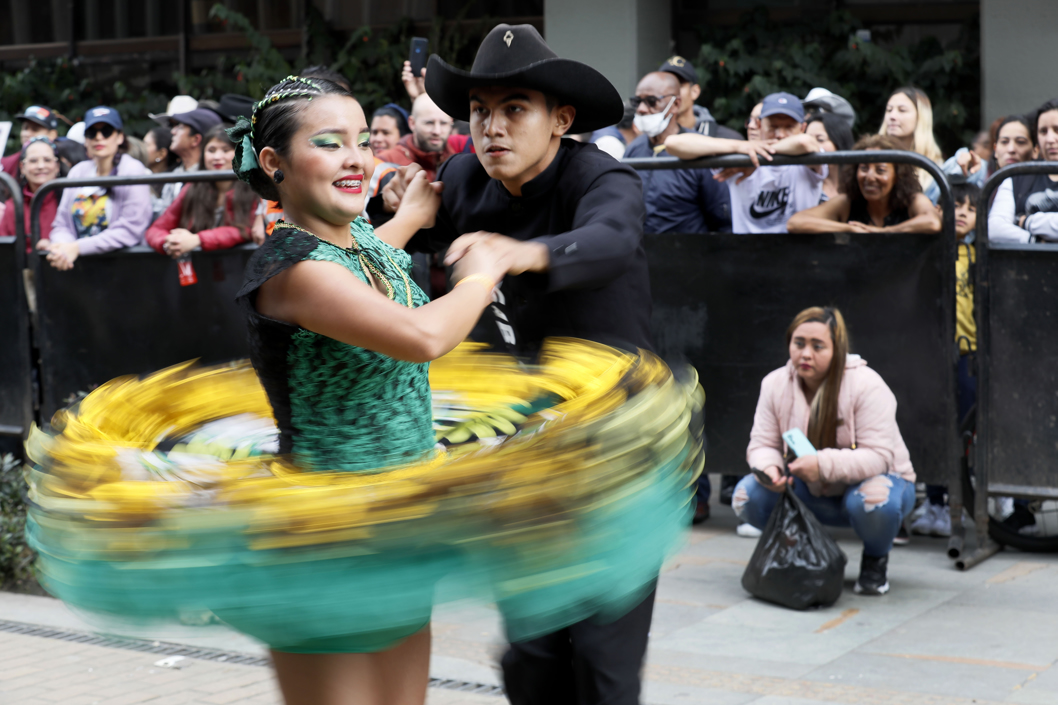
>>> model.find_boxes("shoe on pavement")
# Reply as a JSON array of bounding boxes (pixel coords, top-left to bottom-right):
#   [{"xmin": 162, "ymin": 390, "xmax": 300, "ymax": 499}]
[
  {"xmin": 931, "ymin": 504, "xmax": 952, "ymax": 537},
  {"xmin": 909, "ymin": 503, "xmax": 937, "ymax": 535},
  {"xmin": 736, "ymin": 523, "xmax": 762, "ymax": 538},
  {"xmin": 892, "ymin": 524, "xmax": 910, "ymax": 546},
  {"xmin": 692, "ymin": 501, "xmax": 710, "ymax": 525},
  {"xmin": 853, "ymin": 552, "xmax": 890, "ymax": 595}
]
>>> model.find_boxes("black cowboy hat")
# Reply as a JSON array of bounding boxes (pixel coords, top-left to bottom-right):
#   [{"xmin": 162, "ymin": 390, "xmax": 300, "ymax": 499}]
[{"xmin": 425, "ymin": 24, "xmax": 623, "ymax": 134}]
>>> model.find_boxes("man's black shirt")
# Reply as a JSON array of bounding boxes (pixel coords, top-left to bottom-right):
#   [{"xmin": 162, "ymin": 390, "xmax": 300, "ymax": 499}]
[{"xmin": 407, "ymin": 139, "xmax": 653, "ymax": 356}]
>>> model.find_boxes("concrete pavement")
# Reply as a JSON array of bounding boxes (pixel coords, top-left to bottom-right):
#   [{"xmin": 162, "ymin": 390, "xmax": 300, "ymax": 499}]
[{"xmin": 3, "ymin": 475, "xmax": 1058, "ymax": 704}]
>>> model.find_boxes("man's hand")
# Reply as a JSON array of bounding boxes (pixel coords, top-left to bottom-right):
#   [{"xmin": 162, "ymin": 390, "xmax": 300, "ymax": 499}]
[
  {"xmin": 787, "ymin": 454, "xmax": 820, "ymax": 484},
  {"xmin": 957, "ymin": 149, "xmax": 983, "ymax": 176},
  {"xmin": 163, "ymin": 228, "xmax": 201, "ymax": 259},
  {"xmin": 445, "ymin": 232, "xmax": 549, "ymax": 276},
  {"xmin": 738, "ymin": 140, "xmax": 776, "ymax": 168},
  {"xmin": 401, "ymin": 61, "xmax": 426, "ymax": 100},
  {"xmin": 395, "ymin": 169, "xmax": 444, "ymax": 230},
  {"xmin": 46, "ymin": 241, "xmax": 79, "ymax": 271},
  {"xmin": 713, "ymin": 166, "xmax": 756, "ymax": 184}
]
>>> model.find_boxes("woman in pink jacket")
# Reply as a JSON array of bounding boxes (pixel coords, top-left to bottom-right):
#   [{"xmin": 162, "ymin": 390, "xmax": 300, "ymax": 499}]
[{"xmin": 735, "ymin": 306, "xmax": 916, "ymax": 596}]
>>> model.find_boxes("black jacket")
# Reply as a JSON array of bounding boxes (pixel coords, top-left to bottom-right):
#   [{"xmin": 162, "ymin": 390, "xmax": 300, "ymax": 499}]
[{"xmin": 408, "ymin": 139, "xmax": 653, "ymax": 356}]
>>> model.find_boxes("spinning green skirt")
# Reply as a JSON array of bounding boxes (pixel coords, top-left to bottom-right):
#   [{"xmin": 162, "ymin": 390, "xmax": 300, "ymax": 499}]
[{"xmin": 25, "ymin": 339, "xmax": 703, "ymax": 653}]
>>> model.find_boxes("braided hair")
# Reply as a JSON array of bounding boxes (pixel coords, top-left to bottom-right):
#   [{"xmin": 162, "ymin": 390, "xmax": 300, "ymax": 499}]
[{"xmin": 227, "ymin": 75, "xmax": 354, "ymax": 202}]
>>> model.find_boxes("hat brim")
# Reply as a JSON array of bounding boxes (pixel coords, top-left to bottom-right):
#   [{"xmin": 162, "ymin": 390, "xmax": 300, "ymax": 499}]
[
  {"xmin": 16, "ymin": 115, "xmax": 54, "ymax": 130},
  {"xmin": 425, "ymin": 55, "xmax": 624, "ymax": 135}
]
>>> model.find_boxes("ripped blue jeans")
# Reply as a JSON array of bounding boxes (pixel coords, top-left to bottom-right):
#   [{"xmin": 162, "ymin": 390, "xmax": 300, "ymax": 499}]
[{"xmin": 733, "ymin": 473, "xmax": 916, "ymax": 557}]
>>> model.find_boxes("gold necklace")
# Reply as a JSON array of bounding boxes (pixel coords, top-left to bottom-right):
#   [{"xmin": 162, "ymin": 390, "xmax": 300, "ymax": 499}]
[{"xmin": 275, "ymin": 222, "xmax": 413, "ymax": 307}]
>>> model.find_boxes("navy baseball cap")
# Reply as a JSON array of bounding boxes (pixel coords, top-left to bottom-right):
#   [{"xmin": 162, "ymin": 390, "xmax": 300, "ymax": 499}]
[
  {"xmin": 84, "ymin": 106, "xmax": 124, "ymax": 131},
  {"xmin": 760, "ymin": 92, "xmax": 805, "ymax": 122},
  {"xmin": 16, "ymin": 105, "xmax": 59, "ymax": 131},
  {"xmin": 659, "ymin": 56, "xmax": 698, "ymax": 85},
  {"xmin": 170, "ymin": 108, "xmax": 223, "ymax": 136}
]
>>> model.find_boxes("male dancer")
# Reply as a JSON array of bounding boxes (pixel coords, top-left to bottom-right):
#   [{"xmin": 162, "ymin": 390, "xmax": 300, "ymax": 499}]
[{"xmin": 386, "ymin": 23, "xmax": 656, "ymax": 705}]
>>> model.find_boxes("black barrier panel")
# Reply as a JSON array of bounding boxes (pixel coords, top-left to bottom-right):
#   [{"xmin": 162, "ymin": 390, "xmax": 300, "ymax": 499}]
[
  {"xmin": 975, "ymin": 162, "xmax": 1058, "ymax": 495},
  {"xmin": 981, "ymin": 244, "xmax": 1058, "ymax": 487},
  {"xmin": 0, "ymin": 171, "xmax": 34, "ymax": 439},
  {"xmin": 645, "ymin": 232, "xmax": 954, "ymax": 485},
  {"xmin": 34, "ymin": 246, "xmax": 253, "ymax": 421}
]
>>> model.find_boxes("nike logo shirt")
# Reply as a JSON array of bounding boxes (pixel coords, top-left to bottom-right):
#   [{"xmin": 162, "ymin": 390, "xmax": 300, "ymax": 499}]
[{"xmin": 719, "ymin": 164, "xmax": 827, "ymax": 234}]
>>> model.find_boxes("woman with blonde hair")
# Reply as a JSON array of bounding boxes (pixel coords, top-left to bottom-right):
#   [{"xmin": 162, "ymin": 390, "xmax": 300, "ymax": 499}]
[
  {"xmin": 733, "ymin": 307, "xmax": 916, "ymax": 596},
  {"xmin": 878, "ymin": 87, "xmax": 944, "ymax": 194}
]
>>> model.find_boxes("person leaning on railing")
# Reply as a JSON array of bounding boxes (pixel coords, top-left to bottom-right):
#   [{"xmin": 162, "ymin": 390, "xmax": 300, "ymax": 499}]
[
  {"xmin": 0, "ymin": 137, "xmax": 62, "ymax": 253},
  {"xmin": 45, "ymin": 106, "xmax": 152, "ymax": 271},
  {"xmin": 146, "ymin": 124, "xmax": 262, "ymax": 259},
  {"xmin": 988, "ymin": 98, "xmax": 1058, "ymax": 243},
  {"xmin": 786, "ymin": 135, "xmax": 941, "ymax": 234}
]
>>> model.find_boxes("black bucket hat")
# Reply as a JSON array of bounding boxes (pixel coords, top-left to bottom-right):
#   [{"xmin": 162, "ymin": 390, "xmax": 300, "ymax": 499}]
[{"xmin": 425, "ymin": 24, "xmax": 623, "ymax": 134}]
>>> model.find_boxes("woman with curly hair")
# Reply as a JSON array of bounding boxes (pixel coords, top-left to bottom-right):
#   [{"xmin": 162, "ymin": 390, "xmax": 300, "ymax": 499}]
[{"xmin": 787, "ymin": 134, "xmax": 941, "ymax": 233}]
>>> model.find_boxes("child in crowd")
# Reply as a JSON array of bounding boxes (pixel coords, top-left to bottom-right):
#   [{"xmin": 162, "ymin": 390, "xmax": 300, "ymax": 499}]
[
  {"xmin": 911, "ymin": 180, "xmax": 980, "ymax": 536},
  {"xmin": 146, "ymin": 124, "xmax": 262, "ymax": 258}
]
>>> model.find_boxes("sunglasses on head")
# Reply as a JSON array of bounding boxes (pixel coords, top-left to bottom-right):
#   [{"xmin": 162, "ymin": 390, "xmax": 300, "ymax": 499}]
[
  {"xmin": 629, "ymin": 94, "xmax": 675, "ymax": 110},
  {"xmin": 85, "ymin": 124, "xmax": 116, "ymax": 140}
]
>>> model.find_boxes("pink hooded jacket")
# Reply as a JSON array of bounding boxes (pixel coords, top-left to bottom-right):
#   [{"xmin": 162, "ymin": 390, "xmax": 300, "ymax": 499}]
[{"xmin": 746, "ymin": 354, "xmax": 915, "ymax": 497}]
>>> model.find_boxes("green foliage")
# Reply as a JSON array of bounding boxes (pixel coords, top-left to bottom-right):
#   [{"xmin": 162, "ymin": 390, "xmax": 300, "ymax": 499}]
[
  {"xmin": 0, "ymin": 57, "xmax": 170, "ymax": 157},
  {"xmin": 692, "ymin": 8, "xmax": 981, "ymax": 156},
  {"xmin": 1, "ymin": 2, "xmax": 486, "ymax": 157},
  {"xmin": 0, "ymin": 453, "xmax": 36, "ymax": 593}
]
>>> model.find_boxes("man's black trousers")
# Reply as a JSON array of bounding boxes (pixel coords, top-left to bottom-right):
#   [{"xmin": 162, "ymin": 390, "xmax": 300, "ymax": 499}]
[{"xmin": 501, "ymin": 587, "xmax": 656, "ymax": 705}]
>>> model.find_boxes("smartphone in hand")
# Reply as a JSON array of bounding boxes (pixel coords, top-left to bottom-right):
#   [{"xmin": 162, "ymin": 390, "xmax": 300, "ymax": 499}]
[
  {"xmin": 409, "ymin": 37, "xmax": 429, "ymax": 78},
  {"xmin": 782, "ymin": 428, "xmax": 817, "ymax": 458}
]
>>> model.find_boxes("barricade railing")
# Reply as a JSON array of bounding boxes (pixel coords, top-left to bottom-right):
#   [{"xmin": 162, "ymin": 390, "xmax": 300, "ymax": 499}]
[
  {"xmin": 957, "ymin": 161, "xmax": 1058, "ymax": 569},
  {"xmin": 0, "ymin": 170, "xmax": 34, "ymax": 441},
  {"xmin": 16, "ymin": 155, "xmax": 961, "ymax": 514}
]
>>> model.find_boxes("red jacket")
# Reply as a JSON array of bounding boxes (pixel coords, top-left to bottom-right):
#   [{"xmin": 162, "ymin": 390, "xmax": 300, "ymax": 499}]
[
  {"xmin": 146, "ymin": 184, "xmax": 257, "ymax": 254},
  {"xmin": 376, "ymin": 133, "xmax": 456, "ymax": 181},
  {"xmin": 0, "ymin": 185, "xmax": 58, "ymax": 253},
  {"xmin": 0, "ymin": 153, "xmax": 19, "ymax": 177}
]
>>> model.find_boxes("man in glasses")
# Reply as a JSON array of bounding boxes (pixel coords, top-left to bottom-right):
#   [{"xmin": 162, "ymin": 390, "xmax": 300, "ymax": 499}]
[
  {"xmin": 659, "ymin": 56, "xmax": 743, "ymax": 141},
  {"xmin": 156, "ymin": 108, "xmax": 223, "ymax": 216},
  {"xmin": 623, "ymin": 71, "xmax": 730, "ymax": 240},
  {"xmin": 2, "ymin": 105, "xmax": 61, "ymax": 177}
]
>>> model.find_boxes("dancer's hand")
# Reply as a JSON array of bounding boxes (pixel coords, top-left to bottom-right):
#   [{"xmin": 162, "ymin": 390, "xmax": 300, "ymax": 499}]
[
  {"xmin": 396, "ymin": 167, "xmax": 443, "ymax": 229},
  {"xmin": 382, "ymin": 164, "xmax": 418, "ymax": 214},
  {"xmin": 446, "ymin": 232, "xmax": 548, "ymax": 276},
  {"xmin": 451, "ymin": 235, "xmax": 509, "ymax": 288}
]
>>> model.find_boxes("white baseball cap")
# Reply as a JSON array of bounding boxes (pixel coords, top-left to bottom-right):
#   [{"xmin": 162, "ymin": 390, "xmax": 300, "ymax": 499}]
[{"xmin": 149, "ymin": 95, "xmax": 199, "ymax": 126}]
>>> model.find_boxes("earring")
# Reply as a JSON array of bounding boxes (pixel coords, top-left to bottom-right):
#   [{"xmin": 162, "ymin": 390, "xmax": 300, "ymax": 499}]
[{"xmin": 273, "ymin": 170, "xmax": 285, "ymax": 184}]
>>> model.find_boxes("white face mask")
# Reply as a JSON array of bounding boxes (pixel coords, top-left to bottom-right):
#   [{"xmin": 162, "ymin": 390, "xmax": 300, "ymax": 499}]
[{"xmin": 633, "ymin": 97, "xmax": 676, "ymax": 138}]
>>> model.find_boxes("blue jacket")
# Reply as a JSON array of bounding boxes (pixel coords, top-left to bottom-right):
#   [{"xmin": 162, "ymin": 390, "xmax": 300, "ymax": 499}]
[{"xmin": 623, "ymin": 128, "xmax": 731, "ymax": 234}]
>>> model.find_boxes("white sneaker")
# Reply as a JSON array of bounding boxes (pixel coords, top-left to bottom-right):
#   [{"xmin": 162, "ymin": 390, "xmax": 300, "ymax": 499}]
[
  {"xmin": 736, "ymin": 523, "xmax": 762, "ymax": 538},
  {"xmin": 931, "ymin": 505, "xmax": 952, "ymax": 537},
  {"xmin": 909, "ymin": 503, "xmax": 939, "ymax": 535}
]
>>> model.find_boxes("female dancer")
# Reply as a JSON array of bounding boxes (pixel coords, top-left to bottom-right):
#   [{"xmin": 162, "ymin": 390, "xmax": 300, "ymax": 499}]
[{"xmin": 229, "ymin": 76, "xmax": 506, "ymax": 704}]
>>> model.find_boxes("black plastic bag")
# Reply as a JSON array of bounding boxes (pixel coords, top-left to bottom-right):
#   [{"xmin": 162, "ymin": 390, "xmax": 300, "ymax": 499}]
[{"xmin": 741, "ymin": 488, "xmax": 847, "ymax": 610}]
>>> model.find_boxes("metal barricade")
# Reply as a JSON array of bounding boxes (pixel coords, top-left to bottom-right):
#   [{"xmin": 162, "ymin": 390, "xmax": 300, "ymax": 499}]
[
  {"xmin": 622, "ymin": 150, "xmax": 958, "ymax": 500},
  {"xmin": 0, "ymin": 171, "xmax": 34, "ymax": 443},
  {"xmin": 28, "ymin": 170, "xmax": 254, "ymax": 421},
  {"xmin": 958, "ymin": 161, "xmax": 1058, "ymax": 569}
]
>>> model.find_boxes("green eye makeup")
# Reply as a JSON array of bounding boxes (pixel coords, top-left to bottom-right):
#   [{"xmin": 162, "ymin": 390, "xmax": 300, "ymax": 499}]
[
  {"xmin": 357, "ymin": 132, "xmax": 370, "ymax": 148},
  {"xmin": 309, "ymin": 133, "xmax": 344, "ymax": 149}
]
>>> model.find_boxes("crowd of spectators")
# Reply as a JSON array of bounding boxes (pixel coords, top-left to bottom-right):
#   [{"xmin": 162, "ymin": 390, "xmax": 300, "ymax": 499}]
[{"xmin": 2, "ymin": 48, "xmax": 1057, "ymax": 596}]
